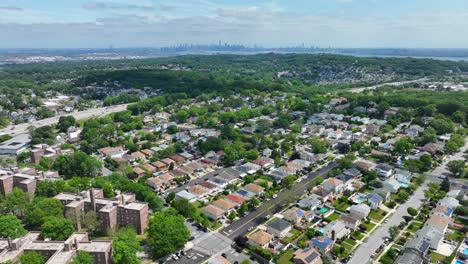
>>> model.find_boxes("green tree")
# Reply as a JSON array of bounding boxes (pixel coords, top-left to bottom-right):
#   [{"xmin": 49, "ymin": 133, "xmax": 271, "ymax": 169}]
[
  {"xmin": 146, "ymin": 211, "xmax": 190, "ymax": 259},
  {"xmin": 447, "ymin": 160, "xmax": 466, "ymax": 178},
  {"xmin": 18, "ymin": 251, "xmax": 46, "ymax": 264},
  {"xmin": 395, "ymin": 190, "xmax": 409, "ymax": 203},
  {"xmin": 53, "ymin": 151, "xmax": 102, "ymax": 179},
  {"xmin": 314, "ymin": 176, "xmax": 324, "ymax": 186},
  {"xmin": 441, "ymin": 176, "xmax": 450, "ymax": 192},
  {"xmin": 248, "ymin": 197, "xmax": 260, "ymax": 210},
  {"xmin": 238, "ymin": 202, "xmax": 248, "ymax": 216},
  {"xmin": 227, "ymin": 211, "xmax": 238, "ymax": 221},
  {"xmin": 389, "ymin": 225, "xmax": 400, "ymax": 240},
  {"xmin": 4, "ymin": 188, "xmax": 29, "ymax": 217},
  {"xmin": 393, "ymin": 138, "xmax": 413, "ymax": 156},
  {"xmin": 41, "ymin": 217, "xmax": 75, "ymax": 241},
  {"xmin": 80, "ymin": 211, "xmax": 99, "ymax": 234},
  {"xmin": 310, "ymin": 137, "xmax": 328, "ymax": 154},
  {"xmin": 0, "ymin": 215, "xmax": 27, "ymax": 239},
  {"xmin": 172, "ymin": 198, "xmax": 197, "ymax": 219},
  {"xmin": 244, "ymin": 149, "xmax": 259, "ymax": 161},
  {"xmin": 424, "ymin": 182, "xmax": 446, "ymax": 202},
  {"xmin": 57, "ymin": 116, "xmax": 76, "ymax": 132},
  {"xmin": 282, "ymin": 175, "xmax": 297, "ymax": 187},
  {"xmin": 113, "ymin": 228, "xmax": 142, "ymax": 264},
  {"xmin": 419, "ymin": 154, "xmax": 432, "ymax": 172},
  {"xmin": 407, "ymin": 207, "xmax": 418, "ymax": 216},
  {"xmin": 25, "ymin": 198, "xmax": 64, "ymax": 227},
  {"xmin": 71, "ymin": 251, "xmax": 94, "ymax": 264},
  {"xmin": 339, "ymin": 153, "xmax": 357, "ymax": 169}
]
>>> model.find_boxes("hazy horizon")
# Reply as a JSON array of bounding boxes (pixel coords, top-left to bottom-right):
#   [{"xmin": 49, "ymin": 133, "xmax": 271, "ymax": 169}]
[{"xmin": 1, "ymin": 0, "xmax": 468, "ymax": 49}]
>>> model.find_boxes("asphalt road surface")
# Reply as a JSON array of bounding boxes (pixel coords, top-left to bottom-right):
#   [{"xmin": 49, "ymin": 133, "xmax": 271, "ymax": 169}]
[
  {"xmin": 221, "ymin": 161, "xmax": 338, "ymax": 239},
  {"xmin": 0, "ymin": 104, "xmax": 128, "ymax": 136},
  {"xmin": 348, "ymin": 78, "xmax": 428, "ymax": 93}
]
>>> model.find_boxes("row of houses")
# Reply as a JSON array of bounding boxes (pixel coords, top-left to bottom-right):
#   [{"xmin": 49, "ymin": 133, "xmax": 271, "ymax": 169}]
[{"xmin": 395, "ymin": 194, "xmax": 461, "ymax": 264}]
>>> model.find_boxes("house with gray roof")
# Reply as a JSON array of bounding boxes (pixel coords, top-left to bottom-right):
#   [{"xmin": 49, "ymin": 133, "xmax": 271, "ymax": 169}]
[
  {"xmin": 383, "ymin": 178, "xmax": 401, "ymax": 193},
  {"xmin": 323, "ymin": 220, "xmax": 349, "ymax": 241},
  {"xmin": 349, "ymin": 204, "xmax": 371, "ymax": 220},
  {"xmin": 366, "ymin": 193, "xmax": 383, "ymax": 209},
  {"xmin": 297, "ymin": 194, "xmax": 322, "ymax": 210},
  {"xmin": 267, "ymin": 218, "xmax": 292, "ymax": 238}
]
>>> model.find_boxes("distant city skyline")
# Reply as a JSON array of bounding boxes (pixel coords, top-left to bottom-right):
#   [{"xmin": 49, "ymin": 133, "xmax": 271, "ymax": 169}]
[{"xmin": 0, "ymin": 0, "xmax": 468, "ymax": 48}]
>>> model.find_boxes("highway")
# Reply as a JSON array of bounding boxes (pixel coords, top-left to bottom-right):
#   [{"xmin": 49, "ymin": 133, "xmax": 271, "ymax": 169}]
[
  {"xmin": 0, "ymin": 104, "xmax": 129, "ymax": 136},
  {"xmin": 221, "ymin": 161, "xmax": 338, "ymax": 239},
  {"xmin": 348, "ymin": 78, "xmax": 428, "ymax": 93}
]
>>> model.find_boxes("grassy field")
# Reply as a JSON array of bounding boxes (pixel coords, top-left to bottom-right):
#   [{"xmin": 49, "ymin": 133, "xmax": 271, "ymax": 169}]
[
  {"xmin": 324, "ymin": 212, "xmax": 340, "ymax": 222},
  {"xmin": 362, "ymin": 221, "xmax": 376, "ymax": 233},
  {"xmin": 369, "ymin": 209, "xmax": 387, "ymax": 222},
  {"xmin": 276, "ymin": 250, "xmax": 295, "ymax": 264}
]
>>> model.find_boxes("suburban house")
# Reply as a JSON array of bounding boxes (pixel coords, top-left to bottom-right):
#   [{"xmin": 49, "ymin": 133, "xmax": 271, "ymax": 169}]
[
  {"xmin": 339, "ymin": 214, "xmax": 361, "ymax": 231},
  {"xmin": 243, "ymin": 183, "xmax": 265, "ymax": 196},
  {"xmin": 247, "ymin": 230, "xmax": 273, "ymax": 248},
  {"xmin": 413, "ymin": 225, "xmax": 444, "ymax": 251},
  {"xmin": 297, "ymin": 194, "xmax": 322, "ymax": 210},
  {"xmin": 293, "ymin": 246, "xmax": 323, "ymax": 264},
  {"xmin": 376, "ymin": 164, "xmax": 394, "ymax": 178},
  {"xmin": 310, "ymin": 236, "xmax": 334, "ymax": 254},
  {"xmin": 383, "ymin": 178, "xmax": 401, "ymax": 193},
  {"xmin": 283, "ymin": 207, "xmax": 306, "ymax": 224},
  {"xmin": 323, "ymin": 220, "xmax": 349, "ymax": 241},
  {"xmin": 175, "ymin": 190, "xmax": 198, "ymax": 203},
  {"xmin": 212, "ymin": 199, "xmax": 237, "ymax": 213},
  {"xmin": 322, "ymin": 178, "xmax": 345, "ymax": 194},
  {"xmin": 431, "ymin": 205, "xmax": 454, "ymax": 218},
  {"xmin": 202, "ymin": 205, "xmax": 225, "ymax": 220},
  {"xmin": 349, "ymin": 204, "xmax": 371, "ymax": 220},
  {"xmin": 267, "ymin": 218, "xmax": 292, "ymax": 238}
]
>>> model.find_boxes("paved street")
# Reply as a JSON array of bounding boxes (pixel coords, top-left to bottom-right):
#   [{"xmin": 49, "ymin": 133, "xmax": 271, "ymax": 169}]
[
  {"xmin": 348, "ymin": 78, "xmax": 428, "ymax": 93},
  {"xmin": 221, "ymin": 161, "xmax": 338, "ymax": 239},
  {"xmin": 0, "ymin": 104, "xmax": 129, "ymax": 136}
]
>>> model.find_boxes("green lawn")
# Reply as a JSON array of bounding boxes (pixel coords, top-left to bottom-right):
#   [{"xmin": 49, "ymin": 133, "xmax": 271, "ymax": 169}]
[
  {"xmin": 455, "ymin": 217, "xmax": 468, "ymax": 226},
  {"xmin": 341, "ymin": 242, "xmax": 354, "ymax": 252},
  {"xmin": 344, "ymin": 238, "xmax": 357, "ymax": 247},
  {"xmin": 351, "ymin": 231, "xmax": 365, "ymax": 240},
  {"xmin": 362, "ymin": 222, "xmax": 376, "ymax": 233},
  {"xmin": 324, "ymin": 212, "xmax": 340, "ymax": 222},
  {"xmin": 445, "ymin": 229, "xmax": 465, "ymax": 242},
  {"xmin": 369, "ymin": 209, "xmax": 387, "ymax": 222},
  {"xmin": 276, "ymin": 250, "xmax": 294, "ymax": 264},
  {"xmin": 332, "ymin": 200, "xmax": 351, "ymax": 212},
  {"xmin": 379, "ymin": 247, "xmax": 400, "ymax": 264},
  {"xmin": 430, "ymin": 252, "xmax": 447, "ymax": 263},
  {"xmin": 407, "ymin": 221, "xmax": 423, "ymax": 233},
  {"xmin": 282, "ymin": 229, "xmax": 302, "ymax": 243}
]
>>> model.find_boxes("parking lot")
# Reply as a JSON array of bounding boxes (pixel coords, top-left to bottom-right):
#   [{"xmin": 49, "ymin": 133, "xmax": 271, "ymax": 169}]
[{"xmin": 162, "ymin": 249, "xmax": 209, "ymax": 264}]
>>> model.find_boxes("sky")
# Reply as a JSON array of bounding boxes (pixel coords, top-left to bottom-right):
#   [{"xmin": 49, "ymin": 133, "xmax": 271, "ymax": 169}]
[{"xmin": 0, "ymin": 0, "xmax": 468, "ymax": 48}]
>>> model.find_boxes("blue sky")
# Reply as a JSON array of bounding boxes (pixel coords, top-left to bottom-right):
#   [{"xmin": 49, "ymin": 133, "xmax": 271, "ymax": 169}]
[{"xmin": 0, "ymin": 0, "xmax": 467, "ymax": 48}]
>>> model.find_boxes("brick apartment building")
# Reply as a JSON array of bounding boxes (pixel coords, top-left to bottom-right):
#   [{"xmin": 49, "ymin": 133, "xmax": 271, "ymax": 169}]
[
  {"xmin": 0, "ymin": 170, "xmax": 39, "ymax": 198},
  {"xmin": 55, "ymin": 188, "xmax": 149, "ymax": 234},
  {"xmin": 0, "ymin": 232, "xmax": 112, "ymax": 264}
]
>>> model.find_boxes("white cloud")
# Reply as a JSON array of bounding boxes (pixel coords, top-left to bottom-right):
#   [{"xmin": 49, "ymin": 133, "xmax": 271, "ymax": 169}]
[{"xmin": 0, "ymin": 3, "xmax": 468, "ymax": 48}]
